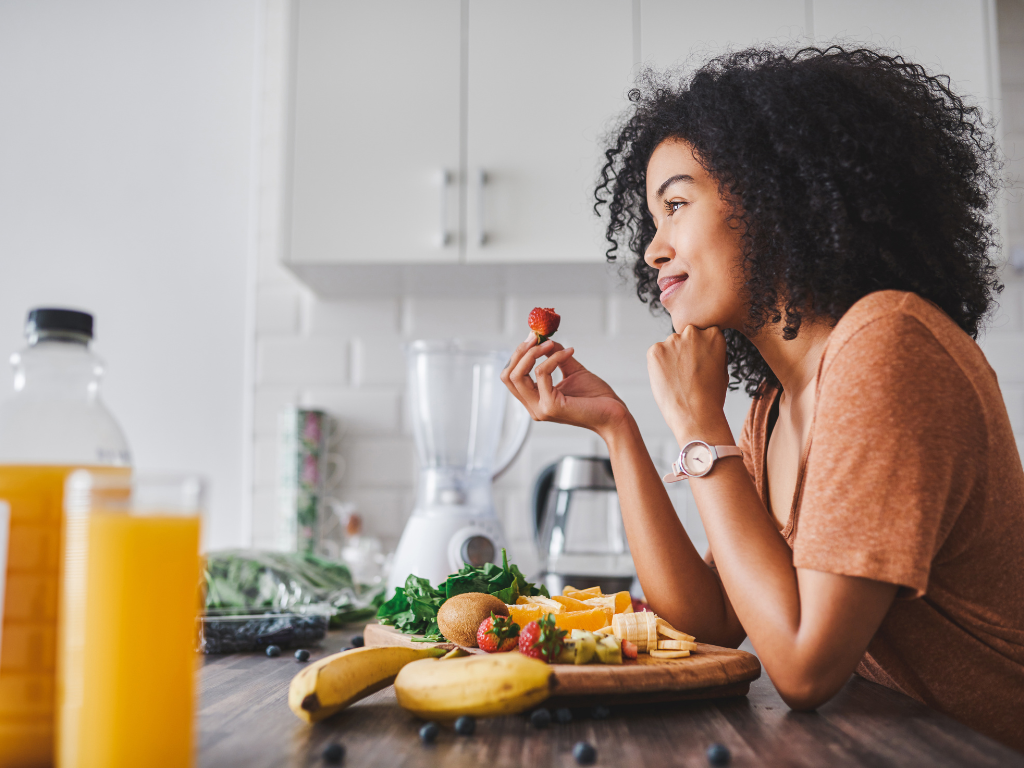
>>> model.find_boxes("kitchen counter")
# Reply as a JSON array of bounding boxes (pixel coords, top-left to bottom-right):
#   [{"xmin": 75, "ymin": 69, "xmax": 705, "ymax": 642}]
[{"xmin": 198, "ymin": 627, "xmax": 1024, "ymax": 767}]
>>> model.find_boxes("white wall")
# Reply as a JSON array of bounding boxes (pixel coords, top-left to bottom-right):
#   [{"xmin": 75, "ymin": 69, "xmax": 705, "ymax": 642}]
[{"xmin": 0, "ymin": 0, "xmax": 260, "ymax": 548}]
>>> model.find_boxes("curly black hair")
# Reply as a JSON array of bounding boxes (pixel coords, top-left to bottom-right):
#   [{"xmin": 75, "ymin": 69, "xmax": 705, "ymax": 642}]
[{"xmin": 594, "ymin": 45, "xmax": 1002, "ymax": 396}]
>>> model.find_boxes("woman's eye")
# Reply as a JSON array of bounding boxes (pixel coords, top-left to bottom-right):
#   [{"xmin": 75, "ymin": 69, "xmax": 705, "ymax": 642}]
[{"xmin": 664, "ymin": 200, "xmax": 687, "ymax": 215}]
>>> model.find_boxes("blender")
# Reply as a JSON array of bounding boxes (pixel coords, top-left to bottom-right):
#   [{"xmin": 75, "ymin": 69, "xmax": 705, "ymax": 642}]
[{"xmin": 387, "ymin": 340, "xmax": 531, "ymax": 595}]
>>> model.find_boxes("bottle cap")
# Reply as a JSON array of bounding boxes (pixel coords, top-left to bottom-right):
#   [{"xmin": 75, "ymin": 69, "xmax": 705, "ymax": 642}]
[{"xmin": 26, "ymin": 308, "xmax": 94, "ymax": 341}]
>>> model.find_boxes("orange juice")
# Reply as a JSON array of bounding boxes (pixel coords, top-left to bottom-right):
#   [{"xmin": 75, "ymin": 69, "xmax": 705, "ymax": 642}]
[
  {"xmin": 58, "ymin": 511, "xmax": 200, "ymax": 768},
  {"xmin": 0, "ymin": 465, "xmax": 103, "ymax": 768}
]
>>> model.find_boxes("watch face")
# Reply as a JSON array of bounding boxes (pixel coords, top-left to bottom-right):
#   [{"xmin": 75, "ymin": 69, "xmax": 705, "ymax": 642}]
[{"xmin": 681, "ymin": 442, "xmax": 713, "ymax": 477}]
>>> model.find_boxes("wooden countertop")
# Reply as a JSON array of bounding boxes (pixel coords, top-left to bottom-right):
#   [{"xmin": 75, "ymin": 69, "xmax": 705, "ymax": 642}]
[{"xmin": 198, "ymin": 627, "xmax": 1024, "ymax": 767}]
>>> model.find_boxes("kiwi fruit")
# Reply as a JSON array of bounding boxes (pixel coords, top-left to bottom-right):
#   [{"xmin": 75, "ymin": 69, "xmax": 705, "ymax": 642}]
[{"xmin": 437, "ymin": 592, "xmax": 509, "ymax": 647}]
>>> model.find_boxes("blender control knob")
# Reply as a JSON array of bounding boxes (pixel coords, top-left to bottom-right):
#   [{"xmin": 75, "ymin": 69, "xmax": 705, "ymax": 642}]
[{"xmin": 461, "ymin": 535, "xmax": 495, "ymax": 567}]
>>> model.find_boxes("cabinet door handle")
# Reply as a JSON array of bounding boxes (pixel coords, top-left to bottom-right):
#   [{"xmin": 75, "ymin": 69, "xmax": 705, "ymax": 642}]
[
  {"xmin": 437, "ymin": 169, "xmax": 452, "ymax": 247},
  {"xmin": 476, "ymin": 168, "xmax": 488, "ymax": 246}
]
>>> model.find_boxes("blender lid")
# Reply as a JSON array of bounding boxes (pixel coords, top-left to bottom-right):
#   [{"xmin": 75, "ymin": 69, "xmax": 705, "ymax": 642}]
[{"xmin": 406, "ymin": 339, "xmax": 511, "ymax": 359}]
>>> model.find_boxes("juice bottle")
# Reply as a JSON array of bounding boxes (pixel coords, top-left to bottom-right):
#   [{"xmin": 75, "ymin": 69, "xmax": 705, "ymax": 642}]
[
  {"xmin": 0, "ymin": 309, "xmax": 131, "ymax": 767},
  {"xmin": 59, "ymin": 473, "xmax": 201, "ymax": 768}
]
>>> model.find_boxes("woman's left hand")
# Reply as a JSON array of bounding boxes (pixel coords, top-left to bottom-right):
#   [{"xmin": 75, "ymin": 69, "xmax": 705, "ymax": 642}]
[{"xmin": 647, "ymin": 325, "xmax": 731, "ymax": 444}]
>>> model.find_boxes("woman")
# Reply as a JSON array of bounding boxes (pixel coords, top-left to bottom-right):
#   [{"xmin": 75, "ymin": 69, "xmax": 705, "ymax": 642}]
[{"xmin": 502, "ymin": 47, "xmax": 1024, "ymax": 750}]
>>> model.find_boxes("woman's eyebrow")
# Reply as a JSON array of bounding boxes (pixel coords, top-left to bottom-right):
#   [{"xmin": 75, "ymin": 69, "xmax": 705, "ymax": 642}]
[{"xmin": 656, "ymin": 174, "xmax": 695, "ymax": 199}]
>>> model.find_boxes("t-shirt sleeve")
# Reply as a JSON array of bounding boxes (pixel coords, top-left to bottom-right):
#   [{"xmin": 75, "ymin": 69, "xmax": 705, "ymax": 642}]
[{"xmin": 793, "ymin": 313, "xmax": 984, "ymax": 598}]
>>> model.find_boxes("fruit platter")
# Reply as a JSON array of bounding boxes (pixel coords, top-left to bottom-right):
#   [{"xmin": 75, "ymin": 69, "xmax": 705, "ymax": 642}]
[{"xmin": 286, "ymin": 553, "xmax": 760, "ymax": 726}]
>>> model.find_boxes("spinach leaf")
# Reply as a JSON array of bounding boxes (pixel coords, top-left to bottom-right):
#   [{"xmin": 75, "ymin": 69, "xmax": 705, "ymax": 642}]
[{"xmin": 377, "ymin": 549, "xmax": 548, "ymax": 641}]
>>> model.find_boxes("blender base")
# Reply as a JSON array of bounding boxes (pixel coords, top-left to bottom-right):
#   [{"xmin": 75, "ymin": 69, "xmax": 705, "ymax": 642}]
[{"xmin": 386, "ymin": 508, "xmax": 508, "ymax": 596}]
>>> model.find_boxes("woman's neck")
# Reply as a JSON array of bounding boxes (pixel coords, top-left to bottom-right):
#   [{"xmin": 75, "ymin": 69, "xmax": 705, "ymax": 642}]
[{"xmin": 750, "ymin": 318, "xmax": 833, "ymax": 400}]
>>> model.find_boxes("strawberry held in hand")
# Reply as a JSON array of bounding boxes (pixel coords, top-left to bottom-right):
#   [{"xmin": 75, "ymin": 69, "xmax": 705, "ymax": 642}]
[
  {"xmin": 477, "ymin": 612, "xmax": 520, "ymax": 653},
  {"xmin": 528, "ymin": 307, "xmax": 560, "ymax": 344},
  {"xmin": 518, "ymin": 613, "xmax": 567, "ymax": 663}
]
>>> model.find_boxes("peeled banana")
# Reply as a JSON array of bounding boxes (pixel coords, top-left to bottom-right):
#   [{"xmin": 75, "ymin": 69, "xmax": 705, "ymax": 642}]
[
  {"xmin": 394, "ymin": 652, "xmax": 555, "ymax": 719},
  {"xmin": 288, "ymin": 646, "xmax": 446, "ymax": 723}
]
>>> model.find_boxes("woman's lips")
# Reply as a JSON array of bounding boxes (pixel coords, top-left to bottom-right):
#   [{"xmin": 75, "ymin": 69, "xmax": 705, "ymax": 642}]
[{"xmin": 659, "ymin": 275, "xmax": 687, "ymax": 304}]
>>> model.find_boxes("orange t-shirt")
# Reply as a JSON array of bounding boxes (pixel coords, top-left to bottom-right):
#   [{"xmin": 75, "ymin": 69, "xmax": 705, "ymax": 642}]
[{"xmin": 735, "ymin": 290, "xmax": 1024, "ymax": 750}]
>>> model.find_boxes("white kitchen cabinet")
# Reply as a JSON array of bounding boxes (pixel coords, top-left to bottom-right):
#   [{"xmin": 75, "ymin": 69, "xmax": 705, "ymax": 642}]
[
  {"xmin": 640, "ymin": 0, "xmax": 808, "ymax": 70},
  {"xmin": 463, "ymin": 1, "xmax": 634, "ymax": 264},
  {"xmin": 289, "ymin": 0, "xmax": 462, "ymax": 264}
]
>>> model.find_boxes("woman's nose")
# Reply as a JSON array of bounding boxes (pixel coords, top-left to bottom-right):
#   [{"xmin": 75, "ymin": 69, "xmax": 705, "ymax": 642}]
[{"xmin": 643, "ymin": 226, "xmax": 673, "ymax": 269}]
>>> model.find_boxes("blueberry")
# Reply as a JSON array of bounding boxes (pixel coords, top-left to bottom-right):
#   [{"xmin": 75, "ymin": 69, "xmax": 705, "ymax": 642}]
[
  {"xmin": 342, "ymin": 647, "xmax": 353, "ymax": 651},
  {"xmin": 294, "ymin": 649, "xmax": 310, "ymax": 662},
  {"xmin": 454, "ymin": 715, "xmax": 476, "ymax": 736},
  {"xmin": 573, "ymin": 741, "xmax": 597, "ymax": 765},
  {"xmin": 419, "ymin": 722, "xmax": 439, "ymax": 744},
  {"xmin": 322, "ymin": 742, "xmax": 345, "ymax": 763},
  {"xmin": 265, "ymin": 645, "xmax": 281, "ymax": 658},
  {"xmin": 351, "ymin": 635, "xmax": 365, "ymax": 647},
  {"xmin": 591, "ymin": 705, "xmax": 610, "ymax": 720},
  {"xmin": 555, "ymin": 707, "xmax": 573, "ymax": 724},
  {"xmin": 707, "ymin": 743, "xmax": 731, "ymax": 765},
  {"xmin": 529, "ymin": 708, "xmax": 552, "ymax": 729}
]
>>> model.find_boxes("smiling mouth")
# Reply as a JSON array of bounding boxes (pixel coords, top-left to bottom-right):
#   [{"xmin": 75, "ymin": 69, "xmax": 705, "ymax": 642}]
[{"xmin": 658, "ymin": 274, "xmax": 688, "ymax": 302}]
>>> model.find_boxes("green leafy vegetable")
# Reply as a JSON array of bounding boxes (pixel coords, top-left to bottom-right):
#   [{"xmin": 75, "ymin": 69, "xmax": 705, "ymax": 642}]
[
  {"xmin": 376, "ymin": 549, "xmax": 548, "ymax": 641},
  {"xmin": 202, "ymin": 550, "xmax": 385, "ymax": 628}
]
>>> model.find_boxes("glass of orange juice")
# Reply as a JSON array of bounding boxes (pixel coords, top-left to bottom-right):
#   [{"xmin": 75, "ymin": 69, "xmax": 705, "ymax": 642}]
[{"xmin": 57, "ymin": 471, "xmax": 203, "ymax": 768}]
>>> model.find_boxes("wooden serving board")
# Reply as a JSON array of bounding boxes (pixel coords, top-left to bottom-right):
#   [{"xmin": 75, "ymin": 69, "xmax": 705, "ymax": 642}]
[{"xmin": 364, "ymin": 623, "xmax": 761, "ymax": 706}]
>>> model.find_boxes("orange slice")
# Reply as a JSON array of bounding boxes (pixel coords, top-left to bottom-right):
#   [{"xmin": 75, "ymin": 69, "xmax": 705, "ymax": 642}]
[
  {"xmin": 506, "ymin": 603, "xmax": 550, "ymax": 627},
  {"xmin": 613, "ymin": 591, "xmax": 633, "ymax": 613},
  {"xmin": 565, "ymin": 589, "xmax": 602, "ymax": 602},
  {"xmin": 550, "ymin": 595, "xmax": 591, "ymax": 612},
  {"xmin": 553, "ymin": 608, "xmax": 610, "ymax": 633}
]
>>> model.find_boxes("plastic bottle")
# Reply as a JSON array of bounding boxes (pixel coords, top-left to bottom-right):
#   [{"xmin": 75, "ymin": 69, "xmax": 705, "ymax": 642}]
[{"xmin": 0, "ymin": 308, "xmax": 130, "ymax": 767}]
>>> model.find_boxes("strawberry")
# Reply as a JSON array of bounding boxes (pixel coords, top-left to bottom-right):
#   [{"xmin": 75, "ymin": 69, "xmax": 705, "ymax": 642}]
[
  {"xmin": 621, "ymin": 639, "xmax": 638, "ymax": 660},
  {"xmin": 477, "ymin": 612, "xmax": 520, "ymax": 653},
  {"xmin": 518, "ymin": 613, "xmax": 567, "ymax": 663},
  {"xmin": 527, "ymin": 307, "xmax": 560, "ymax": 344}
]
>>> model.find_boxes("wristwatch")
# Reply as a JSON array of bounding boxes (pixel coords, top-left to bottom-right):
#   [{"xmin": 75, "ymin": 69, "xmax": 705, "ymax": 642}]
[{"xmin": 662, "ymin": 441, "xmax": 744, "ymax": 483}]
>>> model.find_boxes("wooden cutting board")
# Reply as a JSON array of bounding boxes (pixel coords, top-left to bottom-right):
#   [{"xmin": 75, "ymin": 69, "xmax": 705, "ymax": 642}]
[{"xmin": 364, "ymin": 623, "xmax": 761, "ymax": 706}]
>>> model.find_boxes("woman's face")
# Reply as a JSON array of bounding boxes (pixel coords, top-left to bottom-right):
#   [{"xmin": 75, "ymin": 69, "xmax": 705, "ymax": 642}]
[{"xmin": 644, "ymin": 139, "xmax": 748, "ymax": 333}]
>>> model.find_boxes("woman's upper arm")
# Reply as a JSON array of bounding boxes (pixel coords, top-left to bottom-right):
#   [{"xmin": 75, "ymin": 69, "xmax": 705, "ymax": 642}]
[{"xmin": 779, "ymin": 568, "xmax": 898, "ymax": 709}]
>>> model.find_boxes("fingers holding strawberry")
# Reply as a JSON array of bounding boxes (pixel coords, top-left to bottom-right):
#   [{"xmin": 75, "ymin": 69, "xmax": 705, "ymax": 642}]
[{"xmin": 500, "ymin": 308, "xmax": 632, "ymax": 438}]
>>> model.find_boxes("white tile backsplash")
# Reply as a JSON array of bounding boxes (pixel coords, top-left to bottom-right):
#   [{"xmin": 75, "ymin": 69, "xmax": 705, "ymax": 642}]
[{"xmin": 257, "ymin": 337, "xmax": 349, "ymax": 385}]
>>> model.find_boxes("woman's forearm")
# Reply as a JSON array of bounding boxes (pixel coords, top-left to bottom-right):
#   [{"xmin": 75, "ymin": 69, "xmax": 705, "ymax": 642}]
[{"xmin": 599, "ymin": 415, "xmax": 742, "ymax": 644}]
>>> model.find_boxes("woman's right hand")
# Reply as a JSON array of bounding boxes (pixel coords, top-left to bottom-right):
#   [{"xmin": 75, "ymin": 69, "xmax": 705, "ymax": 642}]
[{"xmin": 501, "ymin": 334, "xmax": 631, "ymax": 437}]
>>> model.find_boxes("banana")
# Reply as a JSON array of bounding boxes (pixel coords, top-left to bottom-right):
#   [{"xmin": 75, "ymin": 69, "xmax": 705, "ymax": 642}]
[
  {"xmin": 394, "ymin": 652, "xmax": 555, "ymax": 720},
  {"xmin": 288, "ymin": 646, "xmax": 446, "ymax": 723}
]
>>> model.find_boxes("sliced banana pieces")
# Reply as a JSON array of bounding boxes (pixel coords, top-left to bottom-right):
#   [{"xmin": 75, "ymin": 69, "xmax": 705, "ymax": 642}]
[{"xmin": 611, "ymin": 612, "xmax": 698, "ymax": 658}]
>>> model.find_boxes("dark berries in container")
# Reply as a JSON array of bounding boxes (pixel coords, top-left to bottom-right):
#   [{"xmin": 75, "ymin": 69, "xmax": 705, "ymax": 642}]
[
  {"xmin": 322, "ymin": 742, "xmax": 345, "ymax": 763},
  {"xmin": 294, "ymin": 649, "xmax": 310, "ymax": 662},
  {"xmin": 265, "ymin": 645, "xmax": 281, "ymax": 658},
  {"xmin": 419, "ymin": 722, "xmax": 439, "ymax": 744},
  {"xmin": 573, "ymin": 741, "xmax": 597, "ymax": 765},
  {"xmin": 351, "ymin": 635, "xmax": 365, "ymax": 647},
  {"xmin": 454, "ymin": 715, "xmax": 476, "ymax": 735},
  {"xmin": 555, "ymin": 707, "xmax": 573, "ymax": 724},
  {"xmin": 591, "ymin": 705, "xmax": 610, "ymax": 720},
  {"xmin": 530, "ymin": 708, "xmax": 552, "ymax": 728},
  {"xmin": 707, "ymin": 743, "xmax": 731, "ymax": 765}
]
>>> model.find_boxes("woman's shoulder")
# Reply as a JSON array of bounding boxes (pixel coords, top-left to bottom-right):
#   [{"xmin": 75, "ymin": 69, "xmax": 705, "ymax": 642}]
[{"xmin": 821, "ymin": 290, "xmax": 982, "ymax": 380}]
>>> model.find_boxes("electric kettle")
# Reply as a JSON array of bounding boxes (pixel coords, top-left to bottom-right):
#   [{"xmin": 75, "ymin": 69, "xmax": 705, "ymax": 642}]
[{"xmin": 532, "ymin": 456, "xmax": 635, "ymax": 596}]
